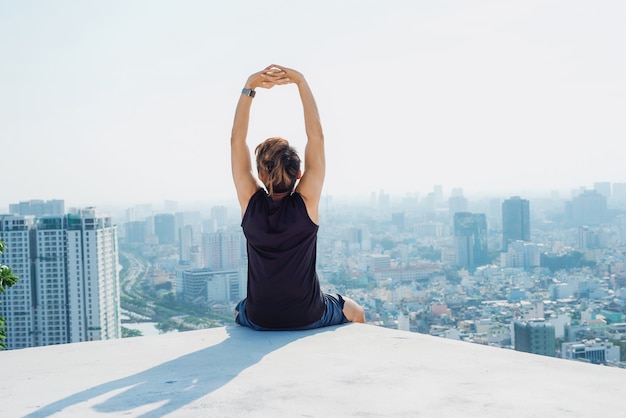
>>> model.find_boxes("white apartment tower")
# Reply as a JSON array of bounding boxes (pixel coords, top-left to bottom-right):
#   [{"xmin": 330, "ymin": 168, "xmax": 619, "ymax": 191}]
[
  {"xmin": 0, "ymin": 208, "xmax": 120, "ymax": 350},
  {"xmin": 0, "ymin": 215, "xmax": 35, "ymax": 349},
  {"xmin": 201, "ymin": 230, "xmax": 242, "ymax": 270}
]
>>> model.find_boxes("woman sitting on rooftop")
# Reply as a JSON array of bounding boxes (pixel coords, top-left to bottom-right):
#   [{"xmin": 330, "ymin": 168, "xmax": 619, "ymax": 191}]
[{"xmin": 231, "ymin": 64, "xmax": 366, "ymax": 330}]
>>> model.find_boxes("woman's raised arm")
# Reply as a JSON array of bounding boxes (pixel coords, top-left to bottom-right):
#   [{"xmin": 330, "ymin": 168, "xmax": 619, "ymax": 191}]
[
  {"xmin": 270, "ymin": 65, "xmax": 325, "ymax": 223},
  {"xmin": 230, "ymin": 66, "xmax": 281, "ymax": 213}
]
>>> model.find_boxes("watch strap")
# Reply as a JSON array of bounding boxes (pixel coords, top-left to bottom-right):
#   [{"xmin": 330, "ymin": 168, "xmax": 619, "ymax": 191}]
[{"xmin": 241, "ymin": 88, "xmax": 256, "ymax": 98}]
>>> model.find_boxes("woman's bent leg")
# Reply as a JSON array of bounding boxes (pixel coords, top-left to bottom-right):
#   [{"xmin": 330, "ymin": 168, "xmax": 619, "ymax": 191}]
[{"xmin": 342, "ymin": 296, "xmax": 366, "ymax": 323}]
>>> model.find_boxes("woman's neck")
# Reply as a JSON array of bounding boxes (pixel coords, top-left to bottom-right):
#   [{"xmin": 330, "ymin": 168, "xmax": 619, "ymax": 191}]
[{"xmin": 270, "ymin": 191, "xmax": 290, "ymax": 201}]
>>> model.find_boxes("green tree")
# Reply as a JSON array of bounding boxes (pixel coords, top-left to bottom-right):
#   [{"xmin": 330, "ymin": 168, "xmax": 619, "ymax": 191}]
[
  {"xmin": 156, "ymin": 318, "xmax": 178, "ymax": 333},
  {"xmin": 122, "ymin": 327, "xmax": 144, "ymax": 338},
  {"xmin": 1, "ymin": 239, "xmax": 20, "ymax": 350}
]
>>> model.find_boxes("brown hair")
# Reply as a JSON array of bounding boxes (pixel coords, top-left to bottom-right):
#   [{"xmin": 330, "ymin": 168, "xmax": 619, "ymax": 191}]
[{"xmin": 255, "ymin": 137, "xmax": 301, "ymax": 195}]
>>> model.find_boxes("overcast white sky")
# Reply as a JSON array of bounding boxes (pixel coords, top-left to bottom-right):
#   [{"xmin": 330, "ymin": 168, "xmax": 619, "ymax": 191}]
[{"xmin": 1, "ymin": 0, "xmax": 625, "ymax": 211}]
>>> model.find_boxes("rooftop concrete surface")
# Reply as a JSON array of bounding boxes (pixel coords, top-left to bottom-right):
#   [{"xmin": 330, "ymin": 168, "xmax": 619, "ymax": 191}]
[{"xmin": 2, "ymin": 323, "xmax": 626, "ymax": 417}]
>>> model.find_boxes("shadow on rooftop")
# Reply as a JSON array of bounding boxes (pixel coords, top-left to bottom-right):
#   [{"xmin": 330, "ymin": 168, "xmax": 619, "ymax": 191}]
[{"xmin": 25, "ymin": 325, "xmax": 338, "ymax": 417}]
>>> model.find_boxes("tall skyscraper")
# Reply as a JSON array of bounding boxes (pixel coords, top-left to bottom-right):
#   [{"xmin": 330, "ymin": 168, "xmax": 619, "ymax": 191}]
[
  {"xmin": 502, "ymin": 196, "xmax": 530, "ymax": 251},
  {"xmin": 570, "ymin": 190, "xmax": 607, "ymax": 226},
  {"xmin": 453, "ymin": 212, "xmax": 488, "ymax": 270},
  {"xmin": 154, "ymin": 213, "xmax": 176, "ymax": 245},
  {"xmin": 0, "ymin": 208, "xmax": 120, "ymax": 350}
]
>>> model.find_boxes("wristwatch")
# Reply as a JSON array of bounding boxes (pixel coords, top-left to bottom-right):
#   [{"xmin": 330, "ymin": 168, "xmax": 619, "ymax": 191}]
[{"xmin": 241, "ymin": 88, "xmax": 256, "ymax": 98}]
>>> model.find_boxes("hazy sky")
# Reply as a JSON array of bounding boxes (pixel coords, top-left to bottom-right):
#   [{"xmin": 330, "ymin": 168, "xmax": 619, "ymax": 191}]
[{"xmin": 2, "ymin": 0, "xmax": 625, "ymax": 211}]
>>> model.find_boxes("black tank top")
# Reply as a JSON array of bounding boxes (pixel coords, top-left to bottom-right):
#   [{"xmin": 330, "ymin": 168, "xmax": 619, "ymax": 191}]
[{"xmin": 242, "ymin": 189, "xmax": 325, "ymax": 328}]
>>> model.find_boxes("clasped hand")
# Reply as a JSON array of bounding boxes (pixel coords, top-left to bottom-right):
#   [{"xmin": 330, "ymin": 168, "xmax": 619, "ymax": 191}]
[{"xmin": 247, "ymin": 64, "xmax": 303, "ymax": 90}]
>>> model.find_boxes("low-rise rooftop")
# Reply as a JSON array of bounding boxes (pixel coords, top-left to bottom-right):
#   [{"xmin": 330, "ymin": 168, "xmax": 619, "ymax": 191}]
[{"xmin": 2, "ymin": 323, "xmax": 625, "ymax": 417}]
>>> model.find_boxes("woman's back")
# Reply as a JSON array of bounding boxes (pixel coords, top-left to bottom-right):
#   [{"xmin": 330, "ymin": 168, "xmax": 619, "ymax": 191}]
[{"xmin": 242, "ymin": 189, "xmax": 325, "ymax": 328}]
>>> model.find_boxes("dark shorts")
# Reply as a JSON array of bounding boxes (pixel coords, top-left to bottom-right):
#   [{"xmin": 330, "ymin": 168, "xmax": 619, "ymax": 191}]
[{"xmin": 234, "ymin": 293, "xmax": 350, "ymax": 331}]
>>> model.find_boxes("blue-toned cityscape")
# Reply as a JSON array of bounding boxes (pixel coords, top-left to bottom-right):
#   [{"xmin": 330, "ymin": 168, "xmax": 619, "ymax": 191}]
[{"xmin": 2, "ymin": 183, "xmax": 626, "ymax": 367}]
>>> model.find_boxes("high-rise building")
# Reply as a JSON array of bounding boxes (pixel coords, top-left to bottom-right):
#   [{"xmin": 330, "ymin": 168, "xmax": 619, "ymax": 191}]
[
  {"xmin": 616, "ymin": 214, "xmax": 626, "ymax": 245},
  {"xmin": 173, "ymin": 211, "xmax": 203, "ymax": 248},
  {"xmin": 422, "ymin": 186, "xmax": 442, "ymax": 213},
  {"xmin": 179, "ymin": 225, "xmax": 194, "ymax": 263},
  {"xmin": 432, "ymin": 185, "xmax": 443, "ymax": 205},
  {"xmin": 0, "ymin": 215, "xmax": 35, "ymax": 350},
  {"xmin": 577, "ymin": 226, "xmax": 611, "ymax": 249},
  {"xmin": 378, "ymin": 190, "xmax": 390, "ymax": 213},
  {"xmin": 154, "ymin": 213, "xmax": 176, "ymax": 245},
  {"xmin": 414, "ymin": 221, "xmax": 445, "ymax": 239},
  {"xmin": 125, "ymin": 221, "xmax": 146, "ymax": 244},
  {"xmin": 500, "ymin": 241, "xmax": 542, "ymax": 269},
  {"xmin": 448, "ymin": 195, "xmax": 468, "ymax": 217},
  {"xmin": 163, "ymin": 200, "xmax": 178, "ymax": 213},
  {"xmin": 488, "ymin": 198, "xmax": 502, "ymax": 230},
  {"xmin": 176, "ymin": 267, "xmax": 243, "ymax": 303},
  {"xmin": 210, "ymin": 206, "xmax": 229, "ymax": 229},
  {"xmin": 453, "ymin": 212, "xmax": 488, "ymax": 270},
  {"xmin": 593, "ymin": 182, "xmax": 611, "ymax": 200},
  {"xmin": 0, "ymin": 208, "xmax": 120, "ymax": 350},
  {"xmin": 612, "ymin": 182, "xmax": 626, "ymax": 208},
  {"xmin": 133, "ymin": 204, "xmax": 153, "ymax": 221},
  {"xmin": 514, "ymin": 319, "xmax": 556, "ymax": 357},
  {"xmin": 201, "ymin": 230, "xmax": 242, "ymax": 270},
  {"xmin": 391, "ymin": 212, "xmax": 405, "ymax": 231},
  {"xmin": 125, "ymin": 207, "xmax": 135, "ymax": 222},
  {"xmin": 570, "ymin": 190, "xmax": 607, "ymax": 226},
  {"xmin": 9, "ymin": 199, "xmax": 65, "ymax": 217},
  {"xmin": 502, "ymin": 196, "xmax": 530, "ymax": 251}
]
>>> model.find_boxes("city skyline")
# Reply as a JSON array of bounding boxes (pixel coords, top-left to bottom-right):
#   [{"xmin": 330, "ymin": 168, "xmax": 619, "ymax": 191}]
[
  {"xmin": 3, "ymin": 190, "xmax": 626, "ymax": 368},
  {"xmin": 2, "ymin": 181, "xmax": 624, "ymax": 223},
  {"xmin": 2, "ymin": 1, "xmax": 625, "ymax": 210}
]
